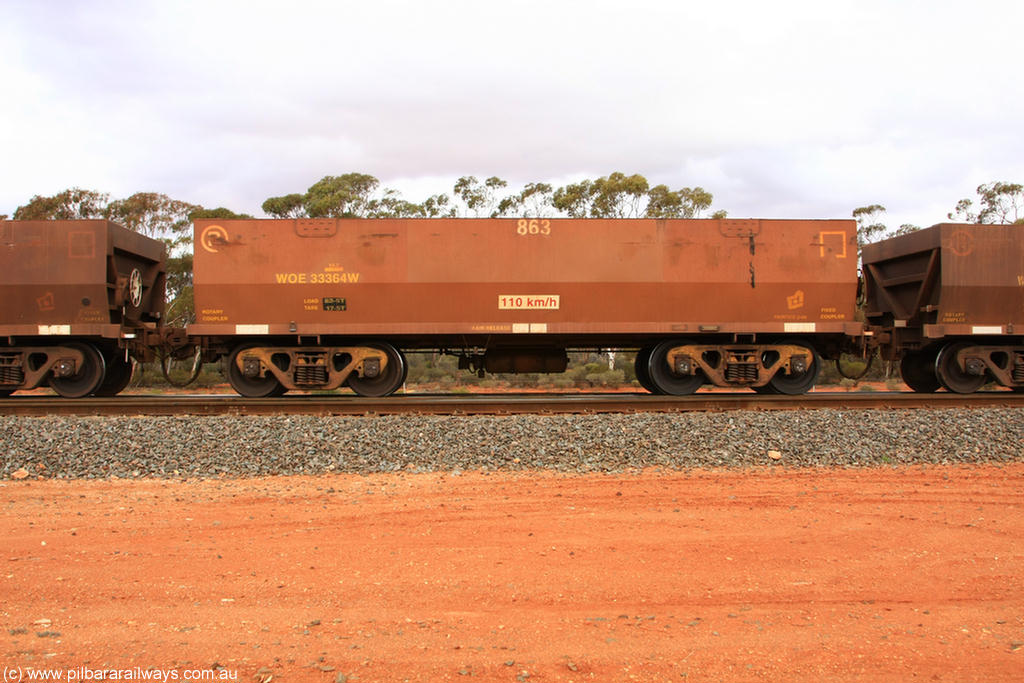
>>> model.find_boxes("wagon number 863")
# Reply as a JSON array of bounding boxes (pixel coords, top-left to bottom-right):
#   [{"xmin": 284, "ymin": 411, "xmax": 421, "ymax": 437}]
[{"xmin": 516, "ymin": 219, "xmax": 551, "ymax": 236}]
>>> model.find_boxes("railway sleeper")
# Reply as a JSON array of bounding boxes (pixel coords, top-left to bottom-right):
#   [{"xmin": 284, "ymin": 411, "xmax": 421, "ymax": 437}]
[
  {"xmin": 665, "ymin": 343, "xmax": 815, "ymax": 389},
  {"xmin": 231, "ymin": 345, "xmax": 391, "ymax": 392}
]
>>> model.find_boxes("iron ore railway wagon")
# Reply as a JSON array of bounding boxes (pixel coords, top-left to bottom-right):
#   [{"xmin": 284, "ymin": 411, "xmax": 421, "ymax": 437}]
[
  {"xmin": 189, "ymin": 217, "xmax": 861, "ymax": 397},
  {"xmin": 0, "ymin": 220, "xmax": 170, "ymax": 398},
  {"xmin": 1, "ymin": 217, "xmax": 1022, "ymax": 398}
]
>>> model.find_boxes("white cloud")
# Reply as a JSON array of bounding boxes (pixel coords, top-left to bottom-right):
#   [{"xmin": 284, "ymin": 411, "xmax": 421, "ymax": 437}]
[{"xmin": 1, "ymin": 0, "xmax": 1022, "ymax": 228}]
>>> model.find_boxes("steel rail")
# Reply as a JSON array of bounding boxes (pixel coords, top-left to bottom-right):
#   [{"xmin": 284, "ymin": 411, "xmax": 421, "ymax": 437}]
[{"xmin": 1, "ymin": 391, "xmax": 1022, "ymax": 417}]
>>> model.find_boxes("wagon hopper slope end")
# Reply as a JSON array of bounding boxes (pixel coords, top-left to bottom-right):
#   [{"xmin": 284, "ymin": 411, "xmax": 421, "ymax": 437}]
[
  {"xmin": 863, "ymin": 222, "xmax": 1024, "ymax": 393},
  {"xmin": 0, "ymin": 220, "xmax": 168, "ymax": 397}
]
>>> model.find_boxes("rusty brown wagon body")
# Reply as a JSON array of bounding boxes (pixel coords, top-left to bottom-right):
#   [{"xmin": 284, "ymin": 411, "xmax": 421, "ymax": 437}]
[
  {"xmin": 863, "ymin": 223, "xmax": 1024, "ymax": 393},
  {"xmin": 0, "ymin": 220, "xmax": 167, "ymax": 397},
  {"xmin": 191, "ymin": 217, "xmax": 861, "ymax": 396}
]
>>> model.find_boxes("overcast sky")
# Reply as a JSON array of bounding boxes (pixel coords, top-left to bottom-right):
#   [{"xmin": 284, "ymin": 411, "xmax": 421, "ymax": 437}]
[{"xmin": 1, "ymin": 0, "xmax": 1021, "ymax": 229}]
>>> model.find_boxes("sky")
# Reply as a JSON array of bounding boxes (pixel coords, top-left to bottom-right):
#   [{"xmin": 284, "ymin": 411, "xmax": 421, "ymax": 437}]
[{"xmin": 1, "ymin": 0, "xmax": 1021, "ymax": 230}]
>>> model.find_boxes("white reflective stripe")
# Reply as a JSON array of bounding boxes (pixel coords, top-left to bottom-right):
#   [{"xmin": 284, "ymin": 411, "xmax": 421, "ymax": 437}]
[
  {"xmin": 894, "ymin": 320, "xmax": 907, "ymax": 328},
  {"xmin": 235, "ymin": 324, "xmax": 270, "ymax": 335},
  {"xmin": 512, "ymin": 323, "xmax": 530, "ymax": 334},
  {"xmin": 38, "ymin": 325, "xmax": 71, "ymax": 335},
  {"xmin": 529, "ymin": 323, "xmax": 548, "ymax": 333},
  {"xmin": 784, "ymin": 322, "xmax": 816, "ymax": 333},
  {"xmin": 972, "ymin": 325, "xmax": 1003, "ymax": 335}
]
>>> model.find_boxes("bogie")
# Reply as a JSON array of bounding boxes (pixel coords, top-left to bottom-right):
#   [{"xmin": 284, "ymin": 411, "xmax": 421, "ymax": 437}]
[
  {"xmin": 638, "ymin": 339, "xmax": 822, "ymax": 395},
  {"xmin": 224, "ymin": 342, "xmax": 407, "ymax": 398}
]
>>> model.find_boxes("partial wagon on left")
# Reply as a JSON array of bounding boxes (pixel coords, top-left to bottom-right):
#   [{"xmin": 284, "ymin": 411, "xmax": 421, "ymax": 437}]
[{"xmin": 0, "ymin": 220, "xmax": 169, "ymax": 397}]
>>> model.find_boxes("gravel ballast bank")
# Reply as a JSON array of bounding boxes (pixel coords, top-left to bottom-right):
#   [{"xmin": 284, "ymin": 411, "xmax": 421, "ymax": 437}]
[{"xmin": 2, "ymin": 408, "xmax": 1023, "ymax": 479}]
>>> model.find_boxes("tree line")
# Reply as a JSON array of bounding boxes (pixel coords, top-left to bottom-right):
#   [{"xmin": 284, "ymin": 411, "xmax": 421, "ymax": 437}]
[
  {"xmin": 7, "ymin": 174, "xmax": 1020, "ymax": 238},
  {"xmin": 260, "ymin": 171, "xmax": 726, "ymax": 221}
]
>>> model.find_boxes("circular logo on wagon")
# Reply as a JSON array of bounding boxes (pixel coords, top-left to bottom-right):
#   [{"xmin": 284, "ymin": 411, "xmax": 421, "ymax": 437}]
[
  {"xmin": 200, "ymin": 225, "xmax": 230, "ymax": 253},
  {"xmin": 949, "ymin": 229, "xmax": 974, "ymax": 256}
]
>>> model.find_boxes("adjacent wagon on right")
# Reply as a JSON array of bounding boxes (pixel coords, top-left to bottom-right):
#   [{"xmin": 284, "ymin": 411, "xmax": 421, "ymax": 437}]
[{"xmin": 863, "ymin": 223, "xmax": 1024, "ymax": 393}]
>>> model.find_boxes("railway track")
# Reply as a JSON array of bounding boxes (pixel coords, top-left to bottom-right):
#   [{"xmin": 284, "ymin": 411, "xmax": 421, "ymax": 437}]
[{"xmin": 1, "ymin": 391, "xmax": 1022, "ymax": 416}]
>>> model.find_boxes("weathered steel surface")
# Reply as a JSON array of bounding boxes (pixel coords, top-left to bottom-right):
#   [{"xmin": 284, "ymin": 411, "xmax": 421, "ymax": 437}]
[
  {"xmin": 0, "ymin": 220, "xmax": 166, "ymax": 339},
  {"xmin": 863, "ymin": 223, "xmax": 1024, "ymax": 337},
  {"xmin": 1, "ymin": 391, "xmax": 1021, "ymax": 417},
  {"xmin": 191, "ymin": 218, "xmax": 860, "ymax": 343}
]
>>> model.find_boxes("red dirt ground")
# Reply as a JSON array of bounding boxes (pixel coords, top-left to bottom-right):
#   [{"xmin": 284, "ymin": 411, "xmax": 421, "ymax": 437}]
[{"xmin": 2, "ymin": 465, "xmax": 1023, "ymax": 682}]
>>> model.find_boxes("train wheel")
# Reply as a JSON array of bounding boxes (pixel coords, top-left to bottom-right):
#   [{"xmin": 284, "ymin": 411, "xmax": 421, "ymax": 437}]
[
  {"xmin": 767, "ymin": 341, "xmax": 820, "ymax": 395},
  {"xmin": 399, "ymin": 348, "xmax": 410, "ymax": 387},
  {"xmin": 50, "ymin": 343, "xmax": 106, "ymax": 398},
  {"xmin": 93, "ymin": 356, "xmax": 135, "ymax": 397},
  {"xmin": 346, "ymin": 342, "xmax": 406, "ymax": 397},
  {"xmin": 935, "ymin": 342, "xmax": 986, "ymax": 394},
  {"xmin": 647, "ymin": 340, "xmax": 705, "ymax": 395},
  {"xmin": 754, "ymin": 346, "xmax": 789, "ymax": 393},
  {"xmin": 226, "ymin": 344, "xmax": 286, "ymax": 398},
  {"xmin": 899, "ymin": 347, "xmax": 940, "ymax": 393},
  {"xmin": 634, "ymin": 346, "xmax": 659, "ymax": 394}
]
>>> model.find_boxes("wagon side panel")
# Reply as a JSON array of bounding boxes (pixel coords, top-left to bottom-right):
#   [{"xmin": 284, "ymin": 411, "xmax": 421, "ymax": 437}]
[{"xmin": 191, "ymin": 217, "xmax": 859, "ymax": 340}]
